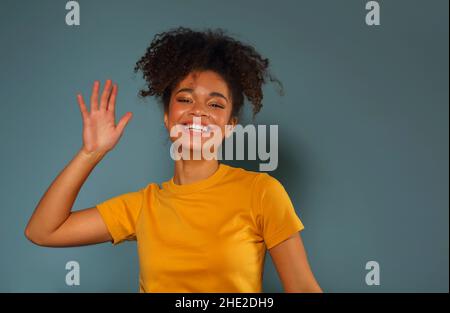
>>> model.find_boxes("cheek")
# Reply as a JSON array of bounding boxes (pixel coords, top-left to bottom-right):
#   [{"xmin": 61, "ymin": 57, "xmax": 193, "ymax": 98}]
[
  {"xmin": 215, "ymin": 111, "xmax": 232, "ymax": 127},
  {"xmin": 166, "ymin": 102, "xmax": 188, "ymax": 141},
  {"xmin": 212, "ymin": 117, "xmax": 233, "ymax": 141},
  {"xmin": 166, "ymin": 103, "xmax": 184, "ymax": 125}
]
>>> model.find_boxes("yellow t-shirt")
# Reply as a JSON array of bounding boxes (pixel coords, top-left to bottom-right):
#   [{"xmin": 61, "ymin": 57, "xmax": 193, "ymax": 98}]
[{"xmin": 96, "ymin": 163, "xmax": 304, "ymax": 293}]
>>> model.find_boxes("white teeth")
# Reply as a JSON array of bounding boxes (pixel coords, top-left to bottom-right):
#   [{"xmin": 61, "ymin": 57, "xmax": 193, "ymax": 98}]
[{"xmin": 184, "ymin": 123, "xmax": 209, "ymax": 133}]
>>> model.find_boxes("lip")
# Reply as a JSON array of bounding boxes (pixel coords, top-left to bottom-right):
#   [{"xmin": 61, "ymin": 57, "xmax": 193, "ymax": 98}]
[
  {"xmin": 181, "ymin": 122, "xmax": 211, "ymax": 134},
  {"xmin": 180, "ymin": 120, "xmax": 210, "ymax": 126}
]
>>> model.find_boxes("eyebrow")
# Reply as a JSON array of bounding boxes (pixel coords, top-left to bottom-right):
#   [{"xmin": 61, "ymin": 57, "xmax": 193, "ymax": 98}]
[{"xmin": 175, "ymin": 88, "xmax": 229, "ymax": 103}]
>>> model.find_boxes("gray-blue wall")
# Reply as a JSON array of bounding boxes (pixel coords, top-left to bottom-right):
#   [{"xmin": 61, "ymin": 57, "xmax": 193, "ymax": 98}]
[{"xmin": 0, "ymin": 0, "xmax": 448, "ymax": 292}]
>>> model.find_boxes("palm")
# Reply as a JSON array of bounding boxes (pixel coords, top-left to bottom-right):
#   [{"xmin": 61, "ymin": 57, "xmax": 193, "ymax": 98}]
[{"xmin": 77, "ymin": 80, "xmax": 132, "ymax": 154}]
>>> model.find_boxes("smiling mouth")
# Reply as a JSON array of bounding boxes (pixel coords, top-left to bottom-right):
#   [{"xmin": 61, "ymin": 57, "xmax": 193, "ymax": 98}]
[{"xmin": 182, "ymin": 123, "xmax": 211, "ymax": 133}]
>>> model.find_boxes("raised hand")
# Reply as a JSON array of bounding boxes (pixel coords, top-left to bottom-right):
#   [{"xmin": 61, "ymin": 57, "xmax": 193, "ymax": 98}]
[{"xmin": 77, "ymin": 80, "xmax": 133, "ymax": 156}]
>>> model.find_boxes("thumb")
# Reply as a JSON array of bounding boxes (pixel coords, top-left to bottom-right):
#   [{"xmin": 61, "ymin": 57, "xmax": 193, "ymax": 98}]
[{"xmin": 116, "ymin": 112, "xmax": 133, "ymax": 135}]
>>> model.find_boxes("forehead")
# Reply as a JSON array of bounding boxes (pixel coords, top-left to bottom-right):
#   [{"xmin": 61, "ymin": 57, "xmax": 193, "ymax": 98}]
[{"xmin": 175, "ymin": 70, "xmax": 230, "ymax": 98}]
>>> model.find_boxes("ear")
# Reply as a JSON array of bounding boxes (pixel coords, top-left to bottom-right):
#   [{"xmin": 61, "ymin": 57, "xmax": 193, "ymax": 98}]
[
  {"xmin": 225, "ymin": 116, "xmax": 238, "ymax": 138},
  {"xmin": 164, "ymin": 111, "xmax": 169, "ymax": 130}
]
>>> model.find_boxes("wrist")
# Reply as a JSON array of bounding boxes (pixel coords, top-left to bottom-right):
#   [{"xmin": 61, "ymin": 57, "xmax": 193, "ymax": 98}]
[{"xmin": 79, "ymin": 147, "xmax": 107, "ymax": 163}]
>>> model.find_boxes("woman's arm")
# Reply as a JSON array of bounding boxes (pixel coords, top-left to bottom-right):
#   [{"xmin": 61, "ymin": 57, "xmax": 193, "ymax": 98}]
[
  {"xmin": 269, "ymin": 232, "xmax": 323, "ymax": 293},
  {"xmin": 24, "ymin": 79, "xmax": 133, "ymax": 247},
  {"xmin": 24, "ymin": 148, "xmax": 111, "ymax": 247}
]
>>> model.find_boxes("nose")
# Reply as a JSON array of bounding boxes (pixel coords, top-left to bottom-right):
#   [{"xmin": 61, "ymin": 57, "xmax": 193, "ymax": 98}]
[{"xmin": 189, "ymin": 101, "xmax": 209, "ymax": 118}]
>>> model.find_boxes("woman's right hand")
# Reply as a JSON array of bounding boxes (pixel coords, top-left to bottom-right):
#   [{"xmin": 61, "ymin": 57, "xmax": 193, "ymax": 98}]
[{"xmin": 77, "ymin": 79, "xmax": 133, "ymax": 156}]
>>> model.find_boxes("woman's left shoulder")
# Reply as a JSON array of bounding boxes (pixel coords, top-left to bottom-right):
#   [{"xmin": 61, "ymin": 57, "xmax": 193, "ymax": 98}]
[{"xmin": 224, "ymin": 164, "xmax": 284, "ymax": 192}]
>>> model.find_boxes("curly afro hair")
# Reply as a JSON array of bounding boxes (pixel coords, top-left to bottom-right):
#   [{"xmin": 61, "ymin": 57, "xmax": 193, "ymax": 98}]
[{"xmin": 134, "ymin": 26, "xmax": 282, "ymax": 119}]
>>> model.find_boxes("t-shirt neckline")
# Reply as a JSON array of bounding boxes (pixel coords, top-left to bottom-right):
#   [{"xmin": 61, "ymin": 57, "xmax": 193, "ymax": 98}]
[{"xmin": 163, "ymin": 163, "xmax": 230, "ymax": 195}]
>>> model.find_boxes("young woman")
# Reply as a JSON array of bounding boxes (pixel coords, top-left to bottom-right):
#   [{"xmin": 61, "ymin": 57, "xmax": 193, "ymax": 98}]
[{"xmin": 24, "ymin": 27, "xmax": 322, "ymax": 293}]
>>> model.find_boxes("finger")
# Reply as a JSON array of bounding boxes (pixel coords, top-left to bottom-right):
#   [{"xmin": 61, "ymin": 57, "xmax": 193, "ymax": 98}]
[
  {"xmin": 90, "ymin": 80, "xmax": 100, "ymax": 111},
  {"xmin": 116, "ymin": 112, "xmax": 133, "ymax": 135},
  {"xmin": 108, "ymin": 83, "xmax": 118, "ymax": 113},
  {"xmin": 77, "ymin": 94, "xmax": 89, "ymax": 121},
  {"xmin": 100, "ymin": 79, "xmax": 112, "ymax": 111}
]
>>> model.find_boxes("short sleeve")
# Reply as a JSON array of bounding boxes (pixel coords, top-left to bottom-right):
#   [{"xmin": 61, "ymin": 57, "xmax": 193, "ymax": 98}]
[
  {"xmin": 96, "ymin": 187, "xmax": 145, "ymax": 246},
  {"xmin": 253, "ymin": 173, "xmax": 305, "ymax": 249}
]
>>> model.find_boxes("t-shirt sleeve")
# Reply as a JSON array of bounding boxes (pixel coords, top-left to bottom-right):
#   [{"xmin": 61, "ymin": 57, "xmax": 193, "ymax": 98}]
[
  {"xmin": 95, "ymin": 187, "xmax": 145, "ymax": 246},
  {"xmin": 253, "ymin": 173, "xmax": 305, "ymax": 249}
]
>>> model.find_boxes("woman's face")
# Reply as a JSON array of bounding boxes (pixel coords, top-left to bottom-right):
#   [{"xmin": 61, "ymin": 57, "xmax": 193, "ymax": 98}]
[{"xmin": 164, "ymin": 70, "xmax": 236, "ymax": 158}]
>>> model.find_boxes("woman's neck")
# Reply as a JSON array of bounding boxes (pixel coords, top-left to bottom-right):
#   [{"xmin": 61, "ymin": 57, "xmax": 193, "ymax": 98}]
[{"xmin": 173, "ymin": 159, "xmax": 220, "ymax": 185}]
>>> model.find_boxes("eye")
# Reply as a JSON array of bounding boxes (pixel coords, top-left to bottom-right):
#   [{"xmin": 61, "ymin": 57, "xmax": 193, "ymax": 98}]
[
  {"xmin": 177, "ymin": 98, "xmax": 192, "ymax": 103},
  {"xmin": 210, "ymin": 103, "xmax": 225, "ymax": 109}
]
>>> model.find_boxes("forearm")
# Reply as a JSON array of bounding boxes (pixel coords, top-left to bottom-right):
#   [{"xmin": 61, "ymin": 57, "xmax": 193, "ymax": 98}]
[
  {"xmin": 284, "ymin": 280, "xmax": 323, "ymax": 293},
  {"xmin": 25, "ymin": 148, "xmax": 105, "ymax": 240}
]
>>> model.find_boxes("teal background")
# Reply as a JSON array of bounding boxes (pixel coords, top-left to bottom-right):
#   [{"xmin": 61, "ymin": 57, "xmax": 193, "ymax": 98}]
[{"xmin": 0, "ymin": 0, "xmax": 448, "ymax": 292}]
